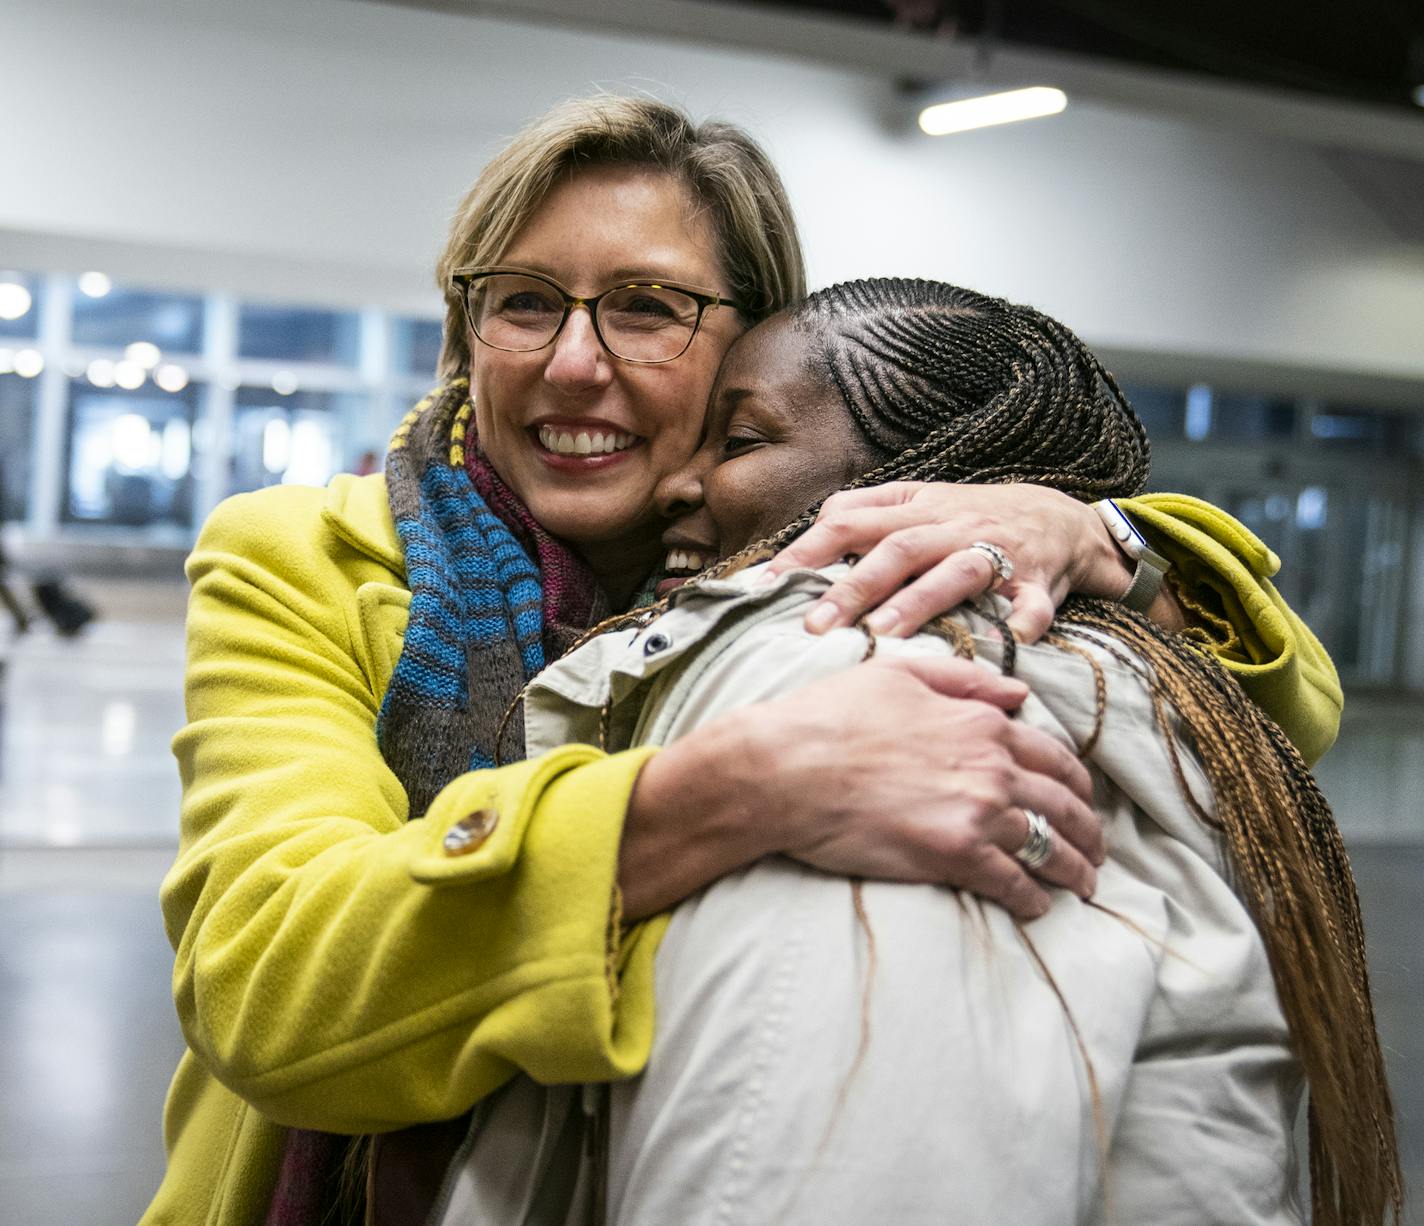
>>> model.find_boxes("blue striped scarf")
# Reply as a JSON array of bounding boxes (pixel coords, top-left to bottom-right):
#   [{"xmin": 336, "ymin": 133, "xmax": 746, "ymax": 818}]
[{"xmin": 376, "ymin": 379, "xmax": 545, "ymax": 816}]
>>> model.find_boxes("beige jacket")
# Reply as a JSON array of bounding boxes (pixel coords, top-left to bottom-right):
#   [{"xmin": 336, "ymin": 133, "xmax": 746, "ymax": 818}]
[{"xmin": 496, "ymin": 563, "xmax": 1306, "ymax": 1226}]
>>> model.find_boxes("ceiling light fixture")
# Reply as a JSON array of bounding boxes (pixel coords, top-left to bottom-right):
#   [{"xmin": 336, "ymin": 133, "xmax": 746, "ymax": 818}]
[{"xmin": 919, "ymin": 86, "xmax": 1067, "ymax": 136}]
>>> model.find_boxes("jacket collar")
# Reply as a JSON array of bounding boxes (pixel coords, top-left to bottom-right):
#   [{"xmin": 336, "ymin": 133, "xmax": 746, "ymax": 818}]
[{"xmin": 321, "ymin": 473, "xmax": 406, "ymax": 574}]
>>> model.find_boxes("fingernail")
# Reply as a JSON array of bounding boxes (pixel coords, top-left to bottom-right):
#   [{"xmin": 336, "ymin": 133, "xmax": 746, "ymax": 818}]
[
  {"xmin": 805, "ymin": 602, "xmax": 839, "ymax": 634},
  {"xmin": 864, "ymin": 607, "xmax": 901, "ymax": 636},
  {"xmin": 750, "ymin": 569, "xmax": 779, "ymax": 590}
]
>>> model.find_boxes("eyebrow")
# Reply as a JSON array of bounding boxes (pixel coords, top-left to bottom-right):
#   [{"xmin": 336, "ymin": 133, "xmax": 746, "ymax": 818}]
[
  {"xmin": 717, "ymin": 387, "xmax": 757, "ymax": 407},
  {"xmin": 506, "ymin": 261, "xmax": 710, "ymax": 287},
  {"xmin": 700, "ymin": 387, "xmax": 755, "ymax": 444}
]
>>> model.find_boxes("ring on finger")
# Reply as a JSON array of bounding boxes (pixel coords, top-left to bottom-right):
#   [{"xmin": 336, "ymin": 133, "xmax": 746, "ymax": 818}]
[
  {"xmin": 968, "ymin": 540, "xmax": 1015, "ymax": 590},
  {"xmin": 1013, "ymin": 809, "xmax": 1053, "ymax": 870}
]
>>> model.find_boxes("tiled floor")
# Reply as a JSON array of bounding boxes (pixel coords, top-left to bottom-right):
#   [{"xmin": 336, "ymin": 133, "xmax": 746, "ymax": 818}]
[
  {"xmin": 0, "ymin": 581, "xmax": 1419, "ymax": 1224},
  {"xmin": 0, "ymin": 623, "xmax": 185, "ymax": 849},
  {"xmin": 0, "ymin": 581, "xmax": 189, "ymax": 1226}
]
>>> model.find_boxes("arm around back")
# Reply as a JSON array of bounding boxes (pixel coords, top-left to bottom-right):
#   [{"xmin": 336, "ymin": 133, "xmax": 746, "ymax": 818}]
[
  {"xmin": 165, "ymin": 482, "xmax": 660, "ymax": 1132},
  {"xmin": 762, "ymin": 482, "xmax": 1341, "ymax": 763}
]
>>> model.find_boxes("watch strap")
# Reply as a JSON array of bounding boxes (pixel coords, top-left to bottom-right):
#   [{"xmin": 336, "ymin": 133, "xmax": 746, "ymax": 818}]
[
  {"xmin": 1121, "ymin": 554, "xmax": 1169, "ymax": 613},
  {"xmin": 1092, "ymin": 498, "xmax": 1171, "ymax": 613}
]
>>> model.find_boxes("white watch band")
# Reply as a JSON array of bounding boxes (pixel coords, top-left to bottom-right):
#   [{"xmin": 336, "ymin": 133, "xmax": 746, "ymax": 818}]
[{"xmin": 1092, "ymin": 499, "xmax": 1171, "ymax": 615}]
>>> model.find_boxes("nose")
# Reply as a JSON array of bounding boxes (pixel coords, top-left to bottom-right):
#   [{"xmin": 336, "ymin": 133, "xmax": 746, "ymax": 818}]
[
  {"xmin": 654, "ymin": 447, "xmax": 714, "ymax": 520},
  {"xmin": 543, "ymin": 306, "xmax": 612, "ymax": 393}
]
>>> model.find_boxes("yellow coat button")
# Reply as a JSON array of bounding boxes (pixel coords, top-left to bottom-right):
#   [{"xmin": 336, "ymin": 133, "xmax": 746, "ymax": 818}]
[{"xmin": 442, "ymin": 808, "xmax": 499, "ymax": 855}]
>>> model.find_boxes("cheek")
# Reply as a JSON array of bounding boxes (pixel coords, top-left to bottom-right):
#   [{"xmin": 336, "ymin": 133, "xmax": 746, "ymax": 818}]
[
  {"xmin": 468, "ymin": 345, "xmax": 538, "ymax": 403},
  {"xmin": 722, "ymin": 456, "xmax": 846, "ymax": 546},
  {"xmin": 657, "ymin": 335, "xmax": 735, "ymax": 434},
  {"xmin": 643, "ymin": 377, "xmax": 714, "ymax": 463},
  {"xmin": 704, "ymin": 461, "xmax": 778, "ymax": 548},
  {"xmin": 701, "ymin": 468, "xmax": 743, "ymax": 540}
]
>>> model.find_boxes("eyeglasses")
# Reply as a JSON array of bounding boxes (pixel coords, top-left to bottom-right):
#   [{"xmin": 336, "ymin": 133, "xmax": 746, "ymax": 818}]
[{"xmin": 451, "ymin": 266, "xmax": 745, "ymax": 365}]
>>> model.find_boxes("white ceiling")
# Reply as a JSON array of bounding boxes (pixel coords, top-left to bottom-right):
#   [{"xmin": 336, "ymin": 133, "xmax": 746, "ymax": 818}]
[{"xmin": 3, "ymin": 0, "xmax": 1423, "ymax": 388}]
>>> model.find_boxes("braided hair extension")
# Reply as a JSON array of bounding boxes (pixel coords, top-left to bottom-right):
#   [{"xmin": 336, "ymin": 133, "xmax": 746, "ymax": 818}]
[
  {"xmin": 1057, "ymin": 601, "xmax": 1401, "ymax": 1226},
  {"xmin": 782, "ymin": 278, "xmax": 1397, "ymax": 1223},
  {"xmin": 570, "ymin": 276, "xmax": 1399, "ymax": 1222}
]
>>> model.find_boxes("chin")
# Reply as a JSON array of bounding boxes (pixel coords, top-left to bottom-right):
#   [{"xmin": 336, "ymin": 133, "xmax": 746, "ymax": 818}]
[{"xmin": 526, "ymin": 496, "xmax": 651, "ymax": 549}]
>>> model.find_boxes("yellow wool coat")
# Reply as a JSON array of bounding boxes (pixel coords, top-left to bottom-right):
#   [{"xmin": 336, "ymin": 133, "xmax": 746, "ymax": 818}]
[{"xmin": 140, "ymin": 474, "xmax": 1341, "ymax": 1224}]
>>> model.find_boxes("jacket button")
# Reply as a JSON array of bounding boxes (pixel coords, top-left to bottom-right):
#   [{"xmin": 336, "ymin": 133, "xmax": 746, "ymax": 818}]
[
  {"xmin": 643, "ymin": 632, "xmax": 671, "ymax": 656},
  {"xmin": 443, "ymin": 808, "xmax": 499, "ymax": 855}
]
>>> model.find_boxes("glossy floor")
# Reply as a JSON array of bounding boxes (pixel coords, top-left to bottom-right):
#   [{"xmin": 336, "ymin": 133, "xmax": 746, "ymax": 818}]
[{"xmin": 0, "ymin": 582, "xmax": 1419, "ymax": 1224}]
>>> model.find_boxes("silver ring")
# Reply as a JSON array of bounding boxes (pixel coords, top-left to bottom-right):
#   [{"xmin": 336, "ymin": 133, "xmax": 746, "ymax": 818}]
[
  {"xmin": 1013, "ymin": 810, "xmax": 1053, "ymax": 870},
  {"xmin": 968, "ymin": 540, "xmax": 1014, "ymax": 589}
]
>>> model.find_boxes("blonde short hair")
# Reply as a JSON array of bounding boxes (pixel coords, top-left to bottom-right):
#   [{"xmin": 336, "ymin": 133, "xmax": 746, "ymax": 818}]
[{"xmin": 435, "ymin": 95, "xmax": 806, "ymax": 381}]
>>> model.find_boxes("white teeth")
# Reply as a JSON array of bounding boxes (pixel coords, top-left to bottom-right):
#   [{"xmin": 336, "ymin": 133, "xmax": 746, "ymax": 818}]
[
  {"xmin": 665, "ymin": 549, "xmax": 715, "ymax": 574},
  {"xmin": 538, "ymin": 425, "xmax": 637, "ymax": 456}
]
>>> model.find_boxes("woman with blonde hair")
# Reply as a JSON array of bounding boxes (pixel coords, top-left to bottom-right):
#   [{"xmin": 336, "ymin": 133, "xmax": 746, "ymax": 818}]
[{"xmin": 143, "ymin": 97, "xmax": 1342, "ymax": 1224}]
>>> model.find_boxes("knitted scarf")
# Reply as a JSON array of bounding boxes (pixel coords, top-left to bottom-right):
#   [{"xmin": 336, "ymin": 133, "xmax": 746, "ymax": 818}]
[
  {"xmin": 265, "ymin": 379, "xmax": 607, "ymax": 1225},
  {"xmin": 378, "ymin": 377, "xmax": 606, "ymax": 816}
]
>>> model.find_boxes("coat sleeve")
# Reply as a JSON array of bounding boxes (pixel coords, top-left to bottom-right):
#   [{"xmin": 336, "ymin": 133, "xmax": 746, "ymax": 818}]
[
  {"xmin": 162, "ymin": 487, "xmax": 661, "ymax": 1133},
  {"xmin": 1117, "ymin": 493, "xmax": 1342, "ymax": 764}
]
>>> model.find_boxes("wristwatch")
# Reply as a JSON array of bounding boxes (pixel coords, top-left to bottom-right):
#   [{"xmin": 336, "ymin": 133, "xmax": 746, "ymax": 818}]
[{"xmin": 1091, "ymin": 499, "xmax": 1171, "ymax": 614}]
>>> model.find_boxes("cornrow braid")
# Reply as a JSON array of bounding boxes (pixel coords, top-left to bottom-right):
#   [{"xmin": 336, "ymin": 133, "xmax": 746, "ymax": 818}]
[{"xmin": 791, "ymin": 277, "xmax": 1149, "ymax": 505}]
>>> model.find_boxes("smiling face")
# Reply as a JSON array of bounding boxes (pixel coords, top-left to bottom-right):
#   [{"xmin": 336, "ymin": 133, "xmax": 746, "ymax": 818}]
[
  {"xmin": 468, "ymin": 164, "xmax": 746, "ymax": 588},
  {"xmin": 657, "ymin": 317, "xmax": 879, "ymax": 568}
]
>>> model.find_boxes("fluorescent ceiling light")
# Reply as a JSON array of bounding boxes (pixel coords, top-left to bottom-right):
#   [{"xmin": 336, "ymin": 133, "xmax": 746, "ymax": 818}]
[{"xmin": 919, "ymin": 86, "xmax": 1067, "ymax": 136}]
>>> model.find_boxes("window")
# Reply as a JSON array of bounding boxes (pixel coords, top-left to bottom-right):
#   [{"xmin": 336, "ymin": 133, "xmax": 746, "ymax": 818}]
[
  {"xmin": 1118, "ymin": 383, "xmax": 1185, "ymax": 441},
  {"xmin": 1123, "ymin": 383, "xmax": 1300, "ymax": 444},
  {"xmin": 62, "ymin": 381, "xmax": 199, "ymax": 527},
  {"xmin": 71, "ymin": 284, "xmax": 205, "ymax": 353},
  {"xmin": 237, "ymin": 304, "xmax": 360, "ymax": 366},
  {"xmin": 1308, "ymin": 406, "xmax": 1417, "ymax": 453},
  {"xmin": 0, "ymin": 374, "xmax": 37, "ymax": 521},
  {"xmin": 392, "ymin": 316, "xmax": 444, "ymax": 380},
  {"xmin": 1209, "ymin": 393, "xmax": 1297, "ymax": 442},
  {"xmin": 228, "ymin": 388, "xmax": 362, "ymax": 495},
  {"xmin": 0, "ymin": 272, "xmax": 42, "ymax": 341}
]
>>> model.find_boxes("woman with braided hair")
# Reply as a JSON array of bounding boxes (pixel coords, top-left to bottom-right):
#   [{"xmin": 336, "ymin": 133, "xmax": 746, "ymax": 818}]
[
  {"xmin": 504, "ymin": 278, "xmax": 1401, "ymax": 1225},
  {"xmin": 145, "ymin": 96, "xmax": 1349, "ymax": 1225}
]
